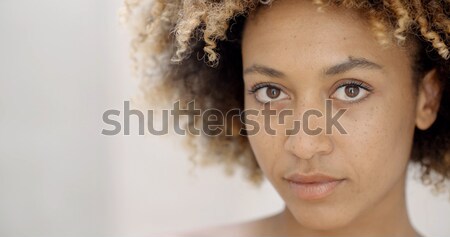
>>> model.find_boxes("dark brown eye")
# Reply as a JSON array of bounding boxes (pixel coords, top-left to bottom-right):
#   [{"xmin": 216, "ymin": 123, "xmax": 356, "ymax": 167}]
[
  {"xmin": 266, "ymin": 86, "xmax": 281, "ymax": 99},
  {"xmin": 331, "ymin": 81, "xmax": 372, "ymax": 103},
  {"xmin": 345, "ymin": 85, "xmax": 360, "ymax": 98},
  {"xmin": 253, "ymin": 84, "xmax": 289, "ymax": 104}
]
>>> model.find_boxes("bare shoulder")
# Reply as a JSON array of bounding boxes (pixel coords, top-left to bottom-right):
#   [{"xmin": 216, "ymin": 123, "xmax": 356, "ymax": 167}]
[{"xmin": 176, "ymin": 215, "xmax": 279, "ymax": 237}]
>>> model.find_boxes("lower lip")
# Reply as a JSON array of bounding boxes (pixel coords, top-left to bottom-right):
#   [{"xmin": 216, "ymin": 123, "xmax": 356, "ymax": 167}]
[{"xmin": 287, "ymin": 179, "xmax": 344, "ymax": 200}]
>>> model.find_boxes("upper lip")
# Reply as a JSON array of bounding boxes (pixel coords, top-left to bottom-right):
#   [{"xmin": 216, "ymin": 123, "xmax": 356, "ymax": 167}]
[{"xmin": 284, "ymin": 173, "xmax": 344, "ymax": 184}]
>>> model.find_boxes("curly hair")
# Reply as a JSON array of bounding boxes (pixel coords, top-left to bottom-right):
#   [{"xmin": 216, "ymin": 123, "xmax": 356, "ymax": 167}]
[{"xmin": 122, "ymin": 0, "xmax": 450, "ymax": 191}]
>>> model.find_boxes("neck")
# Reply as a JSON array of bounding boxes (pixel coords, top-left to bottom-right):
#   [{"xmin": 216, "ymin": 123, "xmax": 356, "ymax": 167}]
[{"xmin": 274, "ymin": 173, "xmax": 421, "ymax": 237}]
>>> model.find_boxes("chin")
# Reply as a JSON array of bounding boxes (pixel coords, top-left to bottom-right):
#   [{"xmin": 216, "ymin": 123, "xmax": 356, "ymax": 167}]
[{"xmin": 289, "ymin": 206, "xmax": 356, "ymax": 231}]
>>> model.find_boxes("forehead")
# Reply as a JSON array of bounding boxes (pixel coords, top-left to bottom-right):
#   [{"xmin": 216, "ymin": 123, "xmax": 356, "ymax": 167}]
[{"xmin": 241, "ymin": 0, "xmax": 394, "ymax": 71}]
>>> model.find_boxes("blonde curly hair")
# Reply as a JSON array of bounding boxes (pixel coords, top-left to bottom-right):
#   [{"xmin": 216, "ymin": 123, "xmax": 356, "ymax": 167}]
[{"xmin": 121, "ymin": 0, "xmax": 450, "ymax": 190}]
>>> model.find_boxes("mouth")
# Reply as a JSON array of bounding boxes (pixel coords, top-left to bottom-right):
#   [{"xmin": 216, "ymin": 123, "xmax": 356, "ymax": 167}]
[{"xmin": 283, "ymin": 173, "xmax": 346, "ymax": 200}]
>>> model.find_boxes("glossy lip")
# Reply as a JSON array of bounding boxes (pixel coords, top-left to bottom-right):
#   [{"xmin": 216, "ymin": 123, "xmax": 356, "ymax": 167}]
[{"xmin": 283, "ymin": 173, "xmax": 346, "ymax": 200}]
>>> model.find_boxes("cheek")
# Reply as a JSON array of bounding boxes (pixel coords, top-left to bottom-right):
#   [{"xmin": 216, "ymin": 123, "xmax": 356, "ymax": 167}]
[
  {"xmin": 247, "ymin": 133, "xmax": 281, "ymax": 188},
  {"xmin": 246, "ymin": 115, "xmax": 281, "ymax": 180},
  {"xmin": 336, "ymin": 91, "xmax": 416, "ymax": 198},
  {"xmin": 244, "ymin": 102, "xmax": 286, "ymax": 182}
]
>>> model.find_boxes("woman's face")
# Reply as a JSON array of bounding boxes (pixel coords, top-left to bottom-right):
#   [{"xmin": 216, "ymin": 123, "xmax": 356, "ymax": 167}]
[{"xmin": 242, "ymin": 0, "xmax": 418, "ymax": 230}]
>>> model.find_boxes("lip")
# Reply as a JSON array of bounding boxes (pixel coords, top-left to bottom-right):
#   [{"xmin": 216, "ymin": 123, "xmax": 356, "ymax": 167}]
[{"xmin": 284, "ymin": 173, "xmax": 345, "ymax": 200}]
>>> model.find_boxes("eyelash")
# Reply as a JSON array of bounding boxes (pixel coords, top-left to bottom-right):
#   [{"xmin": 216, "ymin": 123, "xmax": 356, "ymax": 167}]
[
  {"xmin": 335, "ymin": 80, "xmax": 373, "ymax": 92},
  {"xmin": 247, "ymin": 82, "xmax": 278, "ymax": 95}
]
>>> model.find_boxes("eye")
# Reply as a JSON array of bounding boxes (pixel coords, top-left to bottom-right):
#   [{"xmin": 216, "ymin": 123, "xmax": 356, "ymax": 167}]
[
  {"xmin": 331, "ymin": 80, "xmax": 373, "ymax": 103},
  {"xmin": 249, "ymin": 83, "xmax": 289, "ymax": 104}
]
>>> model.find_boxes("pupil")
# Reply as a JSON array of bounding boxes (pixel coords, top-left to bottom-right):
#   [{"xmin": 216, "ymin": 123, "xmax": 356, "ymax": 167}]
[
  {"xmin": 345, "ymin": 85, "xmax": 359, "ymax": 98},
  {"xmin": 267, "ymin": 87, "xmax": 280, "ymax": 98}
]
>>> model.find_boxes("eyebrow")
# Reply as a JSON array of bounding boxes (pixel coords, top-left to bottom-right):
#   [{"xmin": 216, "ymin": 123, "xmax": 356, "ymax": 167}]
[
  {"xmin": 324, "ymin": 57, "xmax": 383, "ymax": 75},
  {"xmin": 243, "ymin": 64, "xmax": 286, "ymax": 78},
  {"xmin": 243, "ymin": 57, "xmax": 383, "ymax": 78}
]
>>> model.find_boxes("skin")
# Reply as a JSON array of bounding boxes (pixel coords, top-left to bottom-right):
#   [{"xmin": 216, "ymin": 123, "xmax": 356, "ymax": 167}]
[{"xmin": 183, "ymin": 0, "xmax": 442, "ymax": 236}]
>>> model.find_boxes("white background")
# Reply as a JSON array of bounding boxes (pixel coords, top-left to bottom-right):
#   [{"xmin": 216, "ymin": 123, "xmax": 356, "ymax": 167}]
[{"xmin": 0, "ymin": 0, "xmax": 449, "ymax": 236}]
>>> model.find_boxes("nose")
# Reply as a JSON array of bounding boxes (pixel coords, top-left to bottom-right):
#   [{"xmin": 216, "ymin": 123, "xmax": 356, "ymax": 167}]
[{"xmin": 283, "ymin": 104, "xmax": 334, "ymax": 160}]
